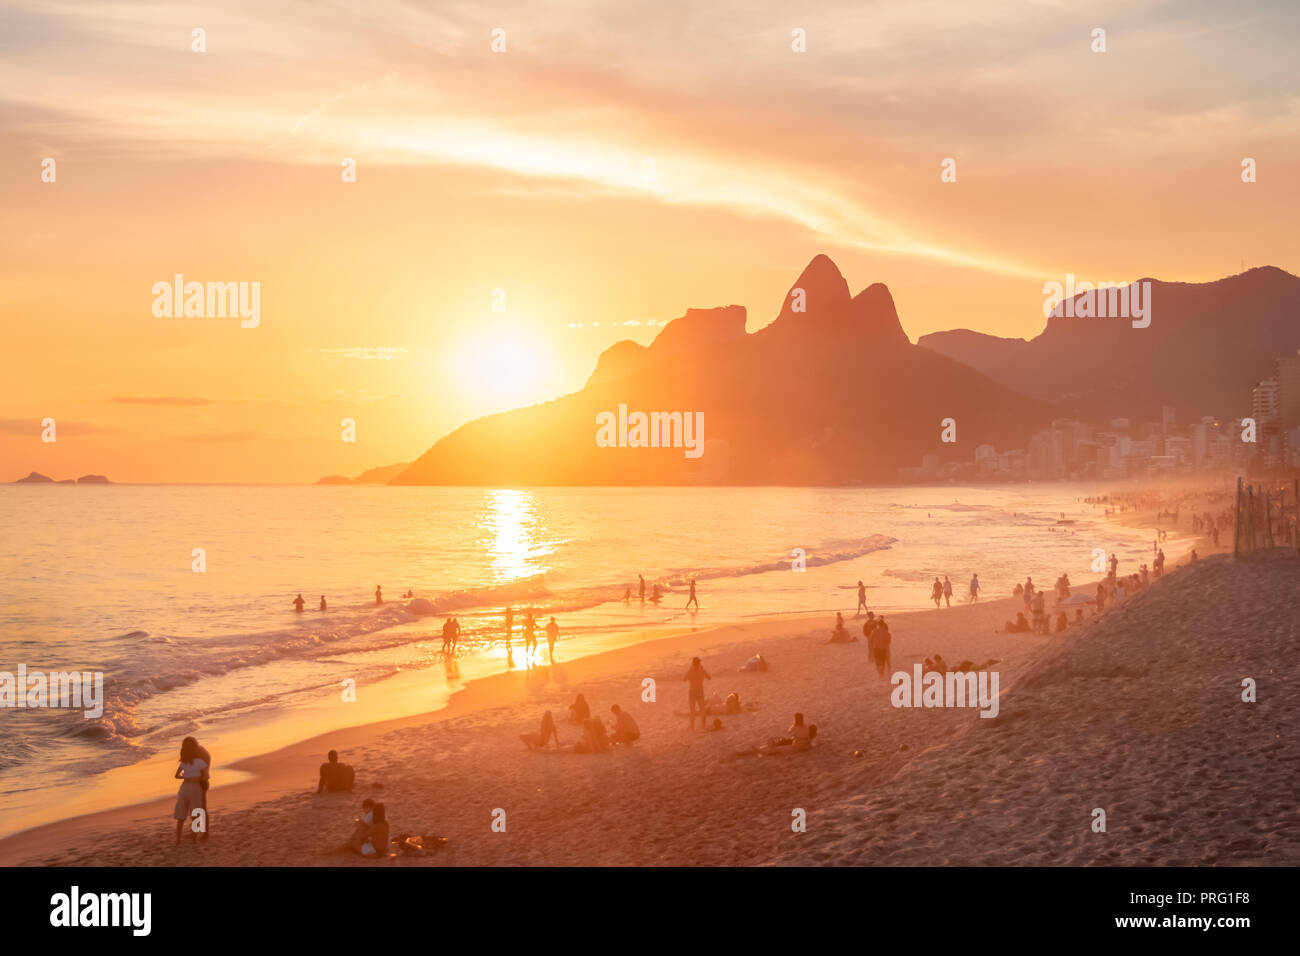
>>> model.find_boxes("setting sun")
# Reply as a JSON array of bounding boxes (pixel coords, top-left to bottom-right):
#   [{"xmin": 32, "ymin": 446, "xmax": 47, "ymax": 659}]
[{"xmin": 450, "ymin": 322, "xmax": 557, "ymax": 403}]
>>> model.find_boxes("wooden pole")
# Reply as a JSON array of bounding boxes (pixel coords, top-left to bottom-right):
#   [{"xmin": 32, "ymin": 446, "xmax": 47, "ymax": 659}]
[{"xmin": 1247, "ymin": 485, "xmax": 1256, "ymax": 553}]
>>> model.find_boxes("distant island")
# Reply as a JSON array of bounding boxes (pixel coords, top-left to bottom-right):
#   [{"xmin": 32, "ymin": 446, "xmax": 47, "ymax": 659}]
[
  {"xmin": 315, "ymin": 462, "xmax": 409, "ymax": 485},
  {"xmin": 13, "ymin": 472, "xmax": 112, "ymax": 484}
]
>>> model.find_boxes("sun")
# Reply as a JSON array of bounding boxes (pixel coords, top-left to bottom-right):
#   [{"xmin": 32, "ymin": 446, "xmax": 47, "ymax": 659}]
[{"xmin": 450, "ymin": 322, "xmax": 554, "ymax": 402}]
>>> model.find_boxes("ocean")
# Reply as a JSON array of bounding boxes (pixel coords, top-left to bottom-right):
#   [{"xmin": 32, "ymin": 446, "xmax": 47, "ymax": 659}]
[{"xmin": 0, "ymin": 482, "xmax": 1158, "ymax": 833}]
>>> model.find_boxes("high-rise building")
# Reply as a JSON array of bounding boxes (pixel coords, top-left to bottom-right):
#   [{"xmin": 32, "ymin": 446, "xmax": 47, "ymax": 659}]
[
  {"xmin": 1251, "ymin": 378, "xmax": 1279, "ymax": 425},
  {"xmin": 1274, "ymin": 349, "xmax": 1300, "ymax": 429}
]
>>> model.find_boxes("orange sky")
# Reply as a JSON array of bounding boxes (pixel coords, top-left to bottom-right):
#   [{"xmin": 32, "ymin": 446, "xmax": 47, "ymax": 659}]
[{"xmin": 1, "ymin": 0, "xmax": 1297, "ymax": 482}]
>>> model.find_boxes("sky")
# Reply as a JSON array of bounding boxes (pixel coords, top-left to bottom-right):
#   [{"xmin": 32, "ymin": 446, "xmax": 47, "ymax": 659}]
[{"xmin": 1, "ymin": 0, "xmax": 1297, "ymax": 482}]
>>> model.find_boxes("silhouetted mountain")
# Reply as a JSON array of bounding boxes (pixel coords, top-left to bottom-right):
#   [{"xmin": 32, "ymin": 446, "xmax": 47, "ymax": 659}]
[
  {"xmin": 76, "ymin": 474, "xmax": 111, "ymax": 484},
  {"xmin": 391, "ymin": 256, "xmax": 1054, "ymax": 485},
  {"xmin": 918, "ymin": 329, "xmax": 1028, "ymax": 377},
  {"xmin": 14, "ymin": 472, "xmax": 53, "ymax": 483},
  {"xmin": 929, "ymin": 267, "xmax": 1300, "ymax": 422}
]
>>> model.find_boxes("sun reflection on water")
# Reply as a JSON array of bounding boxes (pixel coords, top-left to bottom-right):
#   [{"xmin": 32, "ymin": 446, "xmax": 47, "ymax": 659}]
[{"xmin": 477, "ymin": 489, "xmax": 553, "ymax": 582}]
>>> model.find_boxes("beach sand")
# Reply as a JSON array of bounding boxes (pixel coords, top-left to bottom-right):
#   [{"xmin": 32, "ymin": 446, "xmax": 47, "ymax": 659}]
[{"xmin": 3, "ymin": 529, "xmax": 1292, "ymax": 867}]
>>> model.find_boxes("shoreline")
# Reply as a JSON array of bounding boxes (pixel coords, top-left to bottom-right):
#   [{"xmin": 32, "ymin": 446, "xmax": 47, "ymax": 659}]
[{"xmin": 0, "ymin": 502, "xmax": 1218, "ymax": 864}]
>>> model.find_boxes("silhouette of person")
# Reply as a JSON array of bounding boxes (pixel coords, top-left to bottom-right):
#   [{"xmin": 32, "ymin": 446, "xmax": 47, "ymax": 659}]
[
  {"xmin": 545, "ymin": 616, "xmax": 559, "ymax": 662},
  {"xmin": 293, "ymin": 594, "xmax": 305, "ymax": 612},
  {"xmin": 683, "ymin": 657, "xmax": 712, "ymax": 730},
  {"xmin": 319, "ymin": 595, "xmax": 327, "ymax": 611},
  {"xmin": 375, "ymin": 585, "xmax": 383, "ymax": 605},
  {"xmin": 638, "ymin": 574, "xmax": 646, "ymax": 603},
  {"xmin": 856, "ymin": 580, "xmax": 867, "ymax": 616},
  {"xmin": 504, "ymin": 607, "xmax": 514, "ymax": 654},
  {"xmin": 686, "ymin": 579, "xmax": 698, "ymax": 610}
]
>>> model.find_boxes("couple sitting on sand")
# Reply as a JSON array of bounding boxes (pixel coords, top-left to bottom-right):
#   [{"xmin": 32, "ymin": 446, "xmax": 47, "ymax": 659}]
[
  {"xmin": 522, "ymin": 702, "xmax": 640, "ymax": 753},
  {"xmin": 336, "ymin": 798, "xmax": 389, "ymax": 858}
]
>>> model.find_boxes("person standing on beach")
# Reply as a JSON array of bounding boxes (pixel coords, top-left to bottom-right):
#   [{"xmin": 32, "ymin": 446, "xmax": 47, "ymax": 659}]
[
  {"xmin": 319, "ymin": 595, "xmax": 327, "ymax": 611},
  {"xmin": 638, "ymin": 575, "xmax": 646, "ymax": 603},
  {"xmin": 173, "ymin": 737, "xmax": 208, "ymax": 846},
  {"xmin": 293, "ymin": 594, "xmax": 305, "ymax": 612},
  {"xmin": 451, "ymin": 617, "xmax": 461, "ymax": 652},
  {"xmin": 683, "ymin": 657, "xmax": 712, "ymax": 730},
  {"xmin": 868, "ymin": 618, "xmax": 891, "ymax": 678},
  {"xmin": 504, "ymin": 607, "xmax": 514, "ymax": 655},
  {"xmin": 545, "ymin": 616, "xmax": 559, "ymax": 662},
  {"xmin": 968, "ymin": 574, "xmax": 980, "ymax": 603},
  {"xmin": 375, "ymin": 585, "xmax": 383, "ymax": 605},
  {"xmin": 931, "ymin": 578, "xmax": 943, "ymax": 608},
  {"xmin": 942, "ymin": 576, "xmax": 953, "ymax": 607},
  {"xmin": 1108, "ymin": 553, "xmax": 1118, "ymax": 579},
  {"xmin": 686, "ymin": 579, "xmax": 699, "ymax": 611},
  {"xmin": 1023, "ymin": 578, "xmax": 1035, "ymax": 609},
  {"xmin": 856, "ymin": 581, "xmax": 867, "ymax": 616},
  {"xmin": 523, "ymin": 611, "xmax": 537, "ymax": 661}
]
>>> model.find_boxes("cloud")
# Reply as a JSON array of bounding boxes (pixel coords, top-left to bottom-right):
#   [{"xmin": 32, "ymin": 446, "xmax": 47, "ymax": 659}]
[
  {"xmin": 318, "ymin": 347, "xmax": 408, "ymax": 361},
  {"xmin": 0, "ymin": 418, "xmax": 114, "ymax": 435},
  {"xmin": 111, "ymin": 396, "xmax": 216, "ymax": 405}
]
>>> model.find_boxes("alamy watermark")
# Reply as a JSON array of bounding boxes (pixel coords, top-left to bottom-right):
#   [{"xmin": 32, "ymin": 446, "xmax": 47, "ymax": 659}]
[
  {"xmin": 0, "ymin": 665, "xmax": 104, "ymax": 718},
  {"xmin": 1042, "ymin": 275, "xmax": 1151, "ymax": 328},
  {"xmin": 595, "ymin": 404, "xmax": 704, "ymax": 458},
  {"xmin": 152, "ymin": 274, "xmax": 260, "ymax": 328},
  {"xmin": 890, "ymin": 665, "xmax": 999, "ymax": 718}
]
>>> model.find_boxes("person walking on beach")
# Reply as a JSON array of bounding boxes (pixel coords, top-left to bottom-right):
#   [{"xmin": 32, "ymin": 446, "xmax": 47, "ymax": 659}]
[
  {"xmin": 523, "ymin": 611, "xmax": 537, "ymax": 661},
  {"xmin": 968, "ymin": 574, "xmax": 980, "ymax": 603},
  {"xmin": 293, "ymin": 594, "xmax": 305, "ymax": 612},
  {"xmin": 685, "ymin": 579, "xmax": 699, "ymax": 611},
  {"xmin": 545, "ymin": 616, "xmax": 559, "ymax": 662},
  {"xmin": 375, "ymin": 585, "xmax": 383, "ymax": 605},
  {"xmin": 451, "ymin": 617, "xmax": 461, "ymax": 653},
  {"xmin": 942, "ymin": 576, "xmax": 953, "ymax": 607},
  {"xmin": 683, "ymin": 657, "xmax": 712, "ymax": 730},
  {"xmin": 638, "ymin": 575, "xmax": 646, "ymax": 603},
  {"xmin": 931, "ymin": 578, "xmax": 943, "ymax": 608},
  {"xmin": 856, "ymin": 581, "xmax": 867, "ymax": 616}
]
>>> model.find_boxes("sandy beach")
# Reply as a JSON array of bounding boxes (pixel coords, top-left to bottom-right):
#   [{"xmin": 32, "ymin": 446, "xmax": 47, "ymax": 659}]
[{"xmin": 4, "ymin": 506, "xmax": 1291, "ymax": 868}]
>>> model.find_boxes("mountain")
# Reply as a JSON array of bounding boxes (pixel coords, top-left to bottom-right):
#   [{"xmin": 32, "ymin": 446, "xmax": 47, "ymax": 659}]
[
  {"xmin": 927, "ymin": 267, "xmax": 1300, "ymax": 423},
  {"xmin": 12, "ymin": 471, "xmax": 113, "ymax": 483},
  {"xmin": 315, "ymin": 462, "xmax": 409, "ymax": 485},
  {"xmin": 391, "ymin": 255, "xmax": 1056, "ymax": 486},
  {"xmin": 14, "ymin": 472, "xmax": 53, "ymax": 483},
  {"xmin": 917, "ymin": 329, "xmax": 1028, "ymax": 378}
]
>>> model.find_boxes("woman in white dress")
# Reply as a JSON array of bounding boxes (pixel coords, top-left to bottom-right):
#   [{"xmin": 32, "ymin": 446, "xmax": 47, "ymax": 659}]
[{"xmin": 173, "ymin": 737, "xmax": 207, "ymax": 845}]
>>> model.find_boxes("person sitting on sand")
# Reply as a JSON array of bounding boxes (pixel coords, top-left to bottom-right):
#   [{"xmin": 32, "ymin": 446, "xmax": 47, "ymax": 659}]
[
  {"xmin": 568, "ymin": 693, "xmax": 590, "ymax": 724},
  {"xmin": 749, "ymin": 714, "xmax": 818, "ymax": 756},
  {"xmin": 173, "ymin": 737, "xmax": 208, "ymax": 845},
  {"xmin": 521, "ymin": 710, "xmax": 562, "ymax": 750},
  {"xmin": 293, "ymin": 593, "xmax": 305, "ymax": 612},
  {"xmin": 725, "ymin": 692, "xmax": 742, "ymax": 715},
  {"xmin": 338, "ymin": 802, "xmax": 388, "ymax": 857},
  {"xmin": 574, "ymin": 717, "xmax": 609, "ymax": 754},
  {"xmin": 1013, "ymin": 582, "xmax": 1023, "ymax": 598},
  {"xmin": 1005, "ymin": 612, "xmax": 1031, "ymax": 633},
  {"xmin": 317, "ymin": 750, "xmax": 356, "ymax": 793},
  {"xmin": 740, "ymin": 653, "xmax": 769, "ymax": 673},
  {"xmin": 319, "ymin": 595, "xmax": 327, "ymax": 611},
  {"xmin": 828, "ymin": 612, "xmax": 854, "ymax": 643},
  {"xmin": 608, "ymin": 704, "xmax": 640, "ymax": 746}
]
